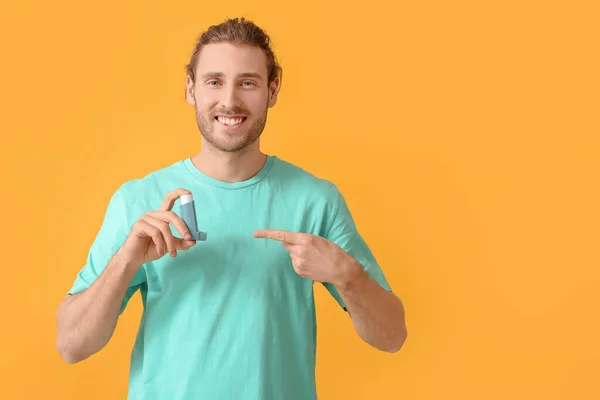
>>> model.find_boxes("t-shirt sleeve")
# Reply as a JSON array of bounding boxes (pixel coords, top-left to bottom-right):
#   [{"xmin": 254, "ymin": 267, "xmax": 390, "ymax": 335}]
[
  {"xmin": 321, "ymin": 184, "xmax": 392, "ymax": 311},
  {"xmin": 68, "ymin": 183, "xmax": 146, "ymax": 315}
]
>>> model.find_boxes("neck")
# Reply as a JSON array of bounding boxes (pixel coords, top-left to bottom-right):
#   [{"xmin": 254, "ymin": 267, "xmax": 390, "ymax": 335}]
[{"xmin": 190, "ymin": 141, "xmax": 267, "ymax": 183}]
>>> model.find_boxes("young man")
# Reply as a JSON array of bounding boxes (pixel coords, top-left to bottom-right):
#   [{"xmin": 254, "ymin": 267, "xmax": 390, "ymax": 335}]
[{"xmin": 56, "ymin": 17, "xmax": 407, "ymax": 400}]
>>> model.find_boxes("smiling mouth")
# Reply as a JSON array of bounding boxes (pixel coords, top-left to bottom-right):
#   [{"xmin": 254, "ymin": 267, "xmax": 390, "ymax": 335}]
[{"xmin": 215, "ymin": 115, "xmax": 247, "ymax": 127}]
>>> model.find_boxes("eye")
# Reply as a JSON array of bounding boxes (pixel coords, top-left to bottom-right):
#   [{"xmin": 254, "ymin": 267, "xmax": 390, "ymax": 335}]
[
  {"xmin": 207, "ymin": 80, "xmax": 220, "ymax": 86},
  {"xmin": 242, "ymin": 81, "xmax": 255, "ymax": 87}
]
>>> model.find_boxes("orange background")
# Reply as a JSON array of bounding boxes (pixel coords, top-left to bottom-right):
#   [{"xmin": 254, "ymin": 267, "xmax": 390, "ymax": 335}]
[{"xmin": 1, "ymin": 0, "xmax": 599, "ymax": 399}]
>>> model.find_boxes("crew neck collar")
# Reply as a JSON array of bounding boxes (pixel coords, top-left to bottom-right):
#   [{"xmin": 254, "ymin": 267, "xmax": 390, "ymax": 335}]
[{"xmin": 182, "ymin": 155, "xmax": 275, "ymax": 190}]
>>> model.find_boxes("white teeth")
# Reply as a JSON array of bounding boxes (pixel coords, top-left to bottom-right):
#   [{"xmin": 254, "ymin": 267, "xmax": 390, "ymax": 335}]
[{"xmin": 217, "ymin": 116, "xmax": 244, "ymax": 126}]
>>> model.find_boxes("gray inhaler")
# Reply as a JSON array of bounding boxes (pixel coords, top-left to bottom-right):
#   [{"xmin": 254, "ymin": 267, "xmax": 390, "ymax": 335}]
[{"xmin": 179, "ymin": 194, "xmax": 207, "ymax": 241}]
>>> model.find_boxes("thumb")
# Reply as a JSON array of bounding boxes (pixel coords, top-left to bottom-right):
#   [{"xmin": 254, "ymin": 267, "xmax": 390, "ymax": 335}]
[{"xmin": 175, "ymin": 237, "xmax": 197, "ymax": 250}]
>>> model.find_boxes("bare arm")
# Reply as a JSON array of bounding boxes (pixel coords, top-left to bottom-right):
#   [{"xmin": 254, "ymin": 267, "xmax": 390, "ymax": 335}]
[
  {"xmin": 56, "ymin": 188, "xmax": 198, "ymax": 364},
  {"xmin": 55, "ymin": 253, "xmax": 139, "ymax": 364},
  {"xmin": 335, "ymin": 259, "xmax": 407, "ymax": 353},
  {"xmin": 252, "ymin": 229, "xmax": 407, "ymax": 353}
]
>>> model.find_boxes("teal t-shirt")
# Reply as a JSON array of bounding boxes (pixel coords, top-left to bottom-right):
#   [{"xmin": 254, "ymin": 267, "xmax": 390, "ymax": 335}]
[{"xmin": 69, "ymin": 155, "xmax": 392, "ymax": 400}]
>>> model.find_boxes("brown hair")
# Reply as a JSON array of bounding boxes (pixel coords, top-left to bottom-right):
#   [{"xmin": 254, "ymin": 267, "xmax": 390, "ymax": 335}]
[{"xmin": 185, "ymin": 17, "xmax": 282, "ymax": 86}]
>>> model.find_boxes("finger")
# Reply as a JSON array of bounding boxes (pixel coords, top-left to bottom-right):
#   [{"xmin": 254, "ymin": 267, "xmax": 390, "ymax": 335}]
[
  {"xmin": 158, "ymin": 188, "xmax": 192, "ymax": 212},
  {"xmin": 253, "ymin": 229, "xmax": 302, "ymax": 244},
  {"xmin": 142, "ymin": 215, "xmax": 177, "ymax": 256},
  {"xmin": 282, "ymin": 241, "xmax": 295, "ymax": 251},
  {"xmin": 138, "ymin": 220, "xmax": 167, "ymax": 256},
  {"xmin": 141, "ymin": 219, "xmax": 195, "ymax": 253},
  {"xmin": 147, "ymin": 210, "xmax": 192, "ymax": 240},
  {"xmin": 175, "ymin": 237, "xmax": 197, "ymax": 250}
]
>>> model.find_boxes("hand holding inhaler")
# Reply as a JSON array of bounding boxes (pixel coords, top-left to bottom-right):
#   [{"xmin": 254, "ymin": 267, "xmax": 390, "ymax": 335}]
[{"xmin": 117, "ymin": 188, "xmax": 206, "ymax": 270}]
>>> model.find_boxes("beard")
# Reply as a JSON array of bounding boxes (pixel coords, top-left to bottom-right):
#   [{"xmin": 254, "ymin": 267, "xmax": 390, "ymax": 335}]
[{"xmin": 194, "ymin": 101, "xmax": 269, "ymax": 153}]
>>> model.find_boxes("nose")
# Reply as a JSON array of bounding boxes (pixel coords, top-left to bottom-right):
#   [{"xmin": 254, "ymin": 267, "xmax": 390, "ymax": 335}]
[{"xmin": 221, "ymin": 84, "xmax": 242, "ymax": 111}]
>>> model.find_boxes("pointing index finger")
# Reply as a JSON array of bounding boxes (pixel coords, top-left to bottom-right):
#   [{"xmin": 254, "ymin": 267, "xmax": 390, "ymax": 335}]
[{"xmin": 254, "ymin": 229, "xmax": 300, "ymax": 244}]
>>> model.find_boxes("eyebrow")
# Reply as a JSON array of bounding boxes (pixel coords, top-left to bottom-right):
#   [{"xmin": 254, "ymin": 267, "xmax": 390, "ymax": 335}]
[{"xmin": 200, "ymin": 72, "xmax": 263, "ymax": 80}]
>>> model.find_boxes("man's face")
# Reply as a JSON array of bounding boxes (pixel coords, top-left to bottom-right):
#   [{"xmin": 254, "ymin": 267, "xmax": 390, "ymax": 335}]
[{"xmin": 186, "ymin": 42, "xmax": 279, "ymax": 153}]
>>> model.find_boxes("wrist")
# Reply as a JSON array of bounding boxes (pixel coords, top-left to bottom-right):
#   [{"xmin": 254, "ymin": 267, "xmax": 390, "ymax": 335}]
[
  {"xmin": 335, "ymin": 258, "xmax": 368, "ymax": 292},
  {"xmin": 112, "ymin": 250, "xmax": 142, "ymax": 278}
]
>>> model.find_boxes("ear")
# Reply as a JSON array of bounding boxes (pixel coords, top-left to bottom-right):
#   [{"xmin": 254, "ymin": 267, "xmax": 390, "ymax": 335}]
[
  {"xmin": 186, "ymin": 75, "xmax": 196, "ymax": 106},
  {"xmin": 267, "ymin": 74, "xmax": 281, "ymax": 108}
]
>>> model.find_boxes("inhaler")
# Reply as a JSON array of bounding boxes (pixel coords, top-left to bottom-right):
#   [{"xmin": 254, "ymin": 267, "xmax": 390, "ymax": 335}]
[{"xmin": 179, "ymin": 194, "xmax": 207, "ymax": 241}]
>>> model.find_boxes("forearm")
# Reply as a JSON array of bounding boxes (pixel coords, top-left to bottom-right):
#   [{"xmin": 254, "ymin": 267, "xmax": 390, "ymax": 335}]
[
  {"xmin": 55, "ymin": 252, "xmax": 139, "ymax": 363},
  {"xmin": 335, "ymin": 261, "xmax": 407, "ymax": 353}
]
